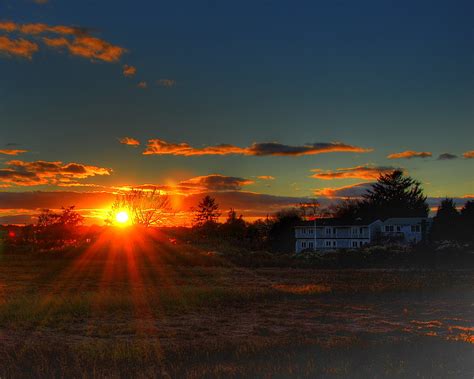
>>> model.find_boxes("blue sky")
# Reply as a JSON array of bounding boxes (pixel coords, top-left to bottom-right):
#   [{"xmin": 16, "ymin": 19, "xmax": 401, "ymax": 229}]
[{"xmin": 0, "ymin": 0, "xmax": 473, "ymax": 222}]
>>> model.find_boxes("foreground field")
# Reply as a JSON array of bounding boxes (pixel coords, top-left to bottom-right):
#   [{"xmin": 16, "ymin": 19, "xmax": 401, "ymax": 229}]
[{"xmin": 0, "ymin": 235, "xmax": 473, "ymax": 378}]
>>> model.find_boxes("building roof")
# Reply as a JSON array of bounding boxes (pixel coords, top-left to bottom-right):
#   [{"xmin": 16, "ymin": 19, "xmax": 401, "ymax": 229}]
[
  {"xmin": 383, "ymin": 217, "xmax": 432, "ymax": 224},
  {"xmin": 296, "ymin": 218, "xmax": 380, "ymax": 227}
]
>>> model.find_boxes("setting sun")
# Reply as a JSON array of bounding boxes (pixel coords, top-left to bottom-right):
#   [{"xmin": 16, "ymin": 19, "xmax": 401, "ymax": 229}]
[{"xmin": 115, "ymin": 211, "xmax": 130, "ymax": 225}]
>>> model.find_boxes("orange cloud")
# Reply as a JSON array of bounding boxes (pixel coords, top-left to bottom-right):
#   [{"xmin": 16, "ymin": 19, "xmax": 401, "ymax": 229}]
[
  {"xmin": 123, "ymin": 64, "xmax": 136, "ymax": 77},
  {"xmin": 387, "ymin": 150, "xmax": 432, "ymax": 159},
  {"xmin": 310, "ymin": 165, "xmax": 396, "ymax": 180},
  {"xmin": 0, "ymin": 149, "xmax": 28, "ymax": 156},
  {"xmin": 0, "ymin": 160, "xmax": 112, "ymax": 187},
  {"xmin": 258, "ymin": 176, "xmax": 275, "ymax": 180},
  {"xmin": 0, "ymin": 20, "xmax": 126, "ymax": 63},
  {"xmin": 314, "ymin": 182, "xmax": 373, "ymax": 198},
  {"xmin": 119, "ymin": 137, "xmax": 140, "ymax": 146},
  {"xmin": 462, "ymin": 150, "xmax": 474, "ymax": 159},
  {"xmin": 137, "ymin": 81, "xmax": 147, "ymax": 88},
  {"xmin": 0, "ymin": 36, "xmax": 39, "ymax": 59},
  {"xmin": 143, "ymin": 139, "xmax": 372, "ymax": 157}
]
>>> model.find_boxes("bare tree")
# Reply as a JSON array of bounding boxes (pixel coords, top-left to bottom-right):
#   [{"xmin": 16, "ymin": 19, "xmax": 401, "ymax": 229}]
[
  {"xmin": 107, "ymin": 188, "xmax": 173, "ymax": 227},
  {"xmin": 298, "ymin": 198, "xmax": 329, "ymax": 220}
]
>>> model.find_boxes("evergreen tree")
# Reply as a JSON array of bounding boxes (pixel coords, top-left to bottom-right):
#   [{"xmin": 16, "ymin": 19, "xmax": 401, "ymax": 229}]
[
  {"xmin": 460, "ymin": 200, "xmax": 474, "ymax": 242},
  {"xmin": 362, "ymin": 170, "xmax": 429, "ymax": 219},
  {"xmin": 193, "ymin": 195, "xmax": 220, "ymax": 227},
  {"xmin": 431, "ymin": 198, "xmax": 460, "ymax": 241}
]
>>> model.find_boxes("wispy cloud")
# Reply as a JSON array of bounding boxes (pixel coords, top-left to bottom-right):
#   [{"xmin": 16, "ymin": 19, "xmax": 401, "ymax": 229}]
[
  {"xmin": 310, "ymin": 165, "xmax": 396, "ymax": 180},
  {"xmin": 0, "ymin": 36, "xmax": 39, "ymax": 59},
  {"xmin": 157, "ymin": 79, "xmax": 176, "ymax": 88},
  {"xmin": 137, "ymin": 81, "xmax": 147, "ymax": 89},
  {"xmin": 257, "ymin": 176, "xmax": 275, "ymax": 180},
  {"xmin": 119, "ymin": 137, "xmax": 140, "ymax": 146},
  {"xmin": 143, "ymin": 139, "xmax": 372, "ymax": 157},
  {"xmin": 0, "ymin": 160, "xmax": 112, "ymax": 187},
  {"xmin": 0, "ymin": 20, "xmax": 126, "ymax": 62},
  {"xmin": 314, "ymin": 182, "xmax": 374, "ymax": 198},
  {"xmin": 463, "ymin": 150, "xmax": 474, "ymax": 159},
  {"xmin": 0, "ymin": 149, "xmax": 28, "ymax": 156},
  {"xmin": 122, "ymin": 64, "xmax": 136, "ymax": 77},
  {"xmin": 387, "ymin": 150, "xmax": 432, "ymax": 159},
  {"xmin": 437, "ymin": 153, "xmax": 458, "ymax": 160}
]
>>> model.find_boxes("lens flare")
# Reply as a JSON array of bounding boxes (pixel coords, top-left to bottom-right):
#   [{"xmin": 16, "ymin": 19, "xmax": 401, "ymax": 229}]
[{"xmin": 115, "ymin": 211, "xmax": 130, "ymax": 225}]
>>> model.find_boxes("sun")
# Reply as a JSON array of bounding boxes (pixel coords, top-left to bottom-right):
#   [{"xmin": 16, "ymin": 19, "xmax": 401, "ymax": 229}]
[{"xmin": 115, "ymin": 211, "xmax": 130, "ymax": 225}]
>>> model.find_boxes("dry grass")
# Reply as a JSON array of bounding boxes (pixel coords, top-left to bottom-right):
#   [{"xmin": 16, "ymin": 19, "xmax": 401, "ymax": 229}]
[{"xmin": 0, "ymin": 240, "xmax": 473, "ymax": 378}]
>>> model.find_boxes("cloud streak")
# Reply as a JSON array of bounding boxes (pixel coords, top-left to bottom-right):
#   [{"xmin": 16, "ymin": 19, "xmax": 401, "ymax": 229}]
[
  {"xmin": 143, "ymin": 139, "xmax": 372, "ymax": 157},
  {"xmin": 387, "ymin": 150, "xmax": 432, "ymax": 159},
  {"xmin": 0, "ymin": 149, "xmax": 28, "ymax": 156},
  {"xmin": 310, "ymin": 165, "xmax": 396, "ymax": 180},
  {"xmin": 0, "ymin": 160, "xmax": 112, "ymax": 187},
  {"xmin": 314, "ymin": 182, "xmax": 374, "ymax": 198},
  {"xmin": 463, "ymin": 150, "xmax": 474, "ymax": 159},
  {"xmin": 119, "ymin": 137, "xmax": 140, "ymax": 146},
  {"xmin": 437, "ymin": 153, "xmax": 458, "ymax": 160}
]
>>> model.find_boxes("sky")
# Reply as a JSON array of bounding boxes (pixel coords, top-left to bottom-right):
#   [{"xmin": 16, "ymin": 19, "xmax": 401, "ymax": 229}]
[{"xmin": 0, "ymin": 0, "xmax": 473, "ymax": 224}]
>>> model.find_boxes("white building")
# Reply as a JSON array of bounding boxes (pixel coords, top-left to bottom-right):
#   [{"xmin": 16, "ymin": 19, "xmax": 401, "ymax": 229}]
[
  {"xmin": 295, "ymin": 217, "xmax": 432, "ymax": 253},
  {"xmin": 295, "ymin": 219, "xmax": 382, "ymax": 253},
  {"xmin": 381, "ymin": 217, "xmax": 431, "ymax": 244}
]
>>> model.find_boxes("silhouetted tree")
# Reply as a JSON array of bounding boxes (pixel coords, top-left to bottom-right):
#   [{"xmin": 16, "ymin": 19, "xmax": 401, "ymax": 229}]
[
  {"xmin": 220, "ymin": 208, "xmax": 246, "ymax": 241},
  {"xmin": 193, "ymin": 195, "xmax": 220, "ymax": 227},
  {"xmin": 299, "ymin": 199, "xmax": 330, "ymax": 220},
  {"xmin": 460, "ymin": 200, "xmax": 474, "ymax": 242},
  {"xmin": 329, "ymin": 199, "xmax": 363, "ymax": 221},
  {"xmin": 431, "ymin": 198, "xmax": 460, "ymax": 241},
  {"xmin": 362, "ymin": 170, "xmax": 429, "ymax": 219},
  {"xmin": 268, "ymin": 209, "xmax": 302, "ymax": 253},
  {"xmin": 107, "ymin": 188, "xmax": 172, "ymax": 227},
  {"xmin": 36, "ymin": 206, "xmax": 84, "ymax": 247}
]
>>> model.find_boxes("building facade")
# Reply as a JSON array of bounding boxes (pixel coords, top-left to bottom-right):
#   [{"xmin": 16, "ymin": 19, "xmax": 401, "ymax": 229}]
[
  {"xmin": 295, "ymin": 219, "xmax": 382, "ymax": 253},
  {"xmin": 380, "ymin": 217, "xmax": 431, "ymax": 244}
]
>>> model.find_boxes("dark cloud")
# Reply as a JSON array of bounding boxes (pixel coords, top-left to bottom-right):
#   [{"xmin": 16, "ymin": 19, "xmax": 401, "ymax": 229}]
[
  {"xmin": 437, "ymin": 153, "xmax": 458, "ymax": 160},
  {"xmin": 180, "ymin": 175, "xmax": 254, "ymax": 191},
  {"xmin": 143, "ymin": 139, "xmax": 372, "ymax": 157},
  {"xmin": 311, "ymin": 165, "xmax": 396, "ymax": 180},
  {"xmin": 0, "ymin": 160, "xmax": 112, "ymax": 187},
  {"xmin": 387, "ymin": 151, "xmax": 432, "ymax": 159}
]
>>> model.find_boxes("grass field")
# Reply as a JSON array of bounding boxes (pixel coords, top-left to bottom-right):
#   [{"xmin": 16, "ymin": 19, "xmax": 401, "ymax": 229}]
[{"xmin": 0, "ymin": 233, "xmax": 473, "ymax": 378}]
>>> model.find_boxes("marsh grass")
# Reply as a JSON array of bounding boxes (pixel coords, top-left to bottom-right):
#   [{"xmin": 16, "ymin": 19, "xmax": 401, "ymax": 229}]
[{"xmin": 0, "ymin": 246, "xmax": 473, "ymax": 378}]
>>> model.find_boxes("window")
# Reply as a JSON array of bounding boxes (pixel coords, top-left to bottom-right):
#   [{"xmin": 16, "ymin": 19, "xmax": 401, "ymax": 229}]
[
  {"xmin": 359, "ymin": 241, "xmax": 363, "ymax": 247},
  {"xmin": 333, "ymin": 241, "xmax": 337, "ymax": 247},
  {"xmin": 396, "ymin": 225, "xmax": 401, "ymax": 232},
  {"xmin": 411, "ymin": 225, "xmax": 421, "ymax": 233},
  {"xmin": 325, "ymin": 240, "xmax": 331, "ymax": 247},
  {"xmin": 385, "ymin": 225, "xmax": 394, "ymax": 232},
  {"xmin": 333, "ymin": 228, "xmax": 337, "ymax": 235},
  {"xmin": 352, "ymin": 241, "xmax": 358, "ymax": 247},
  {"xmin": 359, "ymin": 227, "xmax": 364, "ymax": 234},
  {"xmin": 302, "ymin": 242, "xmax": 307, "ymax": 248},
  {"xmin": 309, "ymin": 242, "xmax": 314, "ymax": 249},
  {"xmin": 302, "ymin": 228, "xmax": 306, "ymax": 234},
  {"xmin": 326, "ymin": 228, "xmax": 331, "ymax": 235}
]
